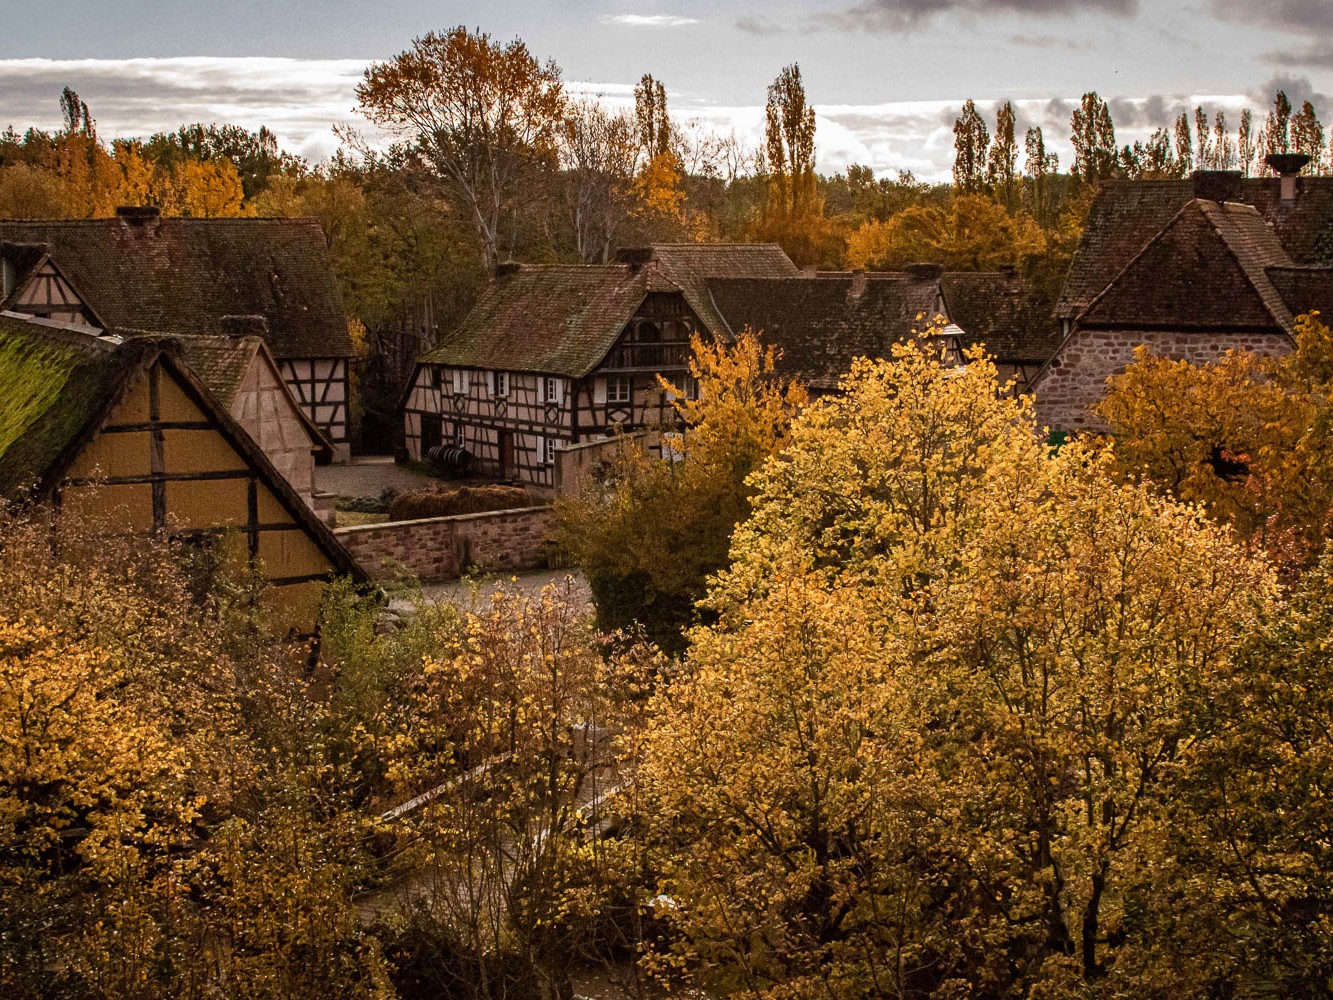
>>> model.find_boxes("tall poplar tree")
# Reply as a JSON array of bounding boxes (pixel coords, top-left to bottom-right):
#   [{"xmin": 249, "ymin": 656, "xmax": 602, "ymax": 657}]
[
  {"xmin": 1174, "ymin": 111, "xmax": 1193, "ymax": 174},
  {"xmin": 764, "ymin": 63, "xmax": 818, "ymax": 220},
  {"xmin": 633, "ymin": 73, "xmax": 672, "ymax": 160},
  {"xmin": 952, "ymin": 99, "xmax": 990, "ymax": 193},
  {"xmin": 1261, "ymin": 90, "xmax": 1294, "ymax": 166},
  {"xmin": 1238, "ymin": 108, "xmax": 1256, "ymax": 176},
  {"xmin": 1070, "ymin": 92, "xmax": 1118, "ymax": 185},
  {"xmin": 986, "ymin": 101, "xmax": 1018, "ymax": 207},
  {"xmin": 1291, "ymin": 100, "xmax": 1325, "ymax": 173}
]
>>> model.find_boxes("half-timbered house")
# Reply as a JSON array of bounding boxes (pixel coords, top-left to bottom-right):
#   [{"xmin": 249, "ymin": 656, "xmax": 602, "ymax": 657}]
[
  {"xmin": 0, "ymin": 208, "xmax": 355, "ymax": 458},
  {"xmin": 0, "ymin": 313, "xmax": 362, "ymax": 634},
  {"xmin": 401, "ymin": 244, "xmax": 799, "ymax": 488}
]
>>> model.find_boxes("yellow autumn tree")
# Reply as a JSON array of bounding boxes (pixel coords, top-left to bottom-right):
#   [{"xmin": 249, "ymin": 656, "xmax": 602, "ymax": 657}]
[
  {"xmin": 555, "ymin": 329, "xmax": 806, "ymax": 652},
  {"xmin": 637, "ymin": 346, "xmax": 1277, "ymax": 996},
  {"xmin": 1099, "ymin": 313, "xmax": 1333, "ymax": 574},
  {"xmin": 845, "ymin": 193, "xmax": 1048, "ymax": 271}
]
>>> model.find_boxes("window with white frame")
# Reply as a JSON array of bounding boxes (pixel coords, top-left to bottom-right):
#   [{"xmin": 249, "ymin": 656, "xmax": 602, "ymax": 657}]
[
  {"xmin": 492, "ymin": 371, "xmax": 510, "ymax": 397},
  {"xmin": 454, "ymin": 422, "xmax": 466, "ymax": 447},
  {"xmin": 539, "ymin": 435, "xmax": 559, "ymax": 466},
  {"xmin": 451, "ymin": 369, "xmax": 468, "ymax": 395},
  {"xmin": 607, "ymin": 375, "xmax": 632, "ymax": 404},
  {"xmin": 543, "ymin": 376, "xmax": 564, "ymax": 405},
  {"xmin": 682, "ymin": 374, "xmax": 701, "ymax": 400}
]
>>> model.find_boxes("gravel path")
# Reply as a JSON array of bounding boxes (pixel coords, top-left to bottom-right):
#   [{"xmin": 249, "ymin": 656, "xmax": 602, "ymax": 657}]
[{"xmin": 315, "ymin": 455, "xmax": 437, "ymax": 499}]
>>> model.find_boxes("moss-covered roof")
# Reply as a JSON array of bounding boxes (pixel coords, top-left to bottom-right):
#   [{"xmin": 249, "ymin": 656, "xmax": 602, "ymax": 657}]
[{"xmin": 0, "ymin": 313, "xmax": 149, "ymax": 498}]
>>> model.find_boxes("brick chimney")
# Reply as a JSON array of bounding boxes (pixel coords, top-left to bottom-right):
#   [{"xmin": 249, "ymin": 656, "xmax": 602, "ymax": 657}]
[
  {"xmin": 849, "ymin": 269, "xmax": 868, "ymax": 299},
  {"xmin": 1191, "ymin": 170, "xmax": 1243, "ymax": 203},
  {"xmin": 1266, "ymin": 153, "xmax": 1311, "ymax": 204}
]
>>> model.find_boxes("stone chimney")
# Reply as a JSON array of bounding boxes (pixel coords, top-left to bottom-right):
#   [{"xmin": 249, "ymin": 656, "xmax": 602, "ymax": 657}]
[
  {"xmin": 115, "ymin": 205, "xmax": 161, "ymax": 225},
  {"xmin": 1191, "ymin": 170, "xmax": 1243, "ymax": 203},
  {"xmin": 849, "ymin": 269, "xmax": 868, "ymax": 299},
  {"xmin": 1266, "ymin": 153, "xmax": 1311, "ymax": 204},
  {"xmin": 905, "ymin": 262, "xmax": 943, "ymax": 281}
]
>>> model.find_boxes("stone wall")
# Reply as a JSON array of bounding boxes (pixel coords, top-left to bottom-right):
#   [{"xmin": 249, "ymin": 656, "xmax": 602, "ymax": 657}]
[
  {"xmin": 334, "ymin": 505, "xmax": 555, "ymax": 583},
  {"xmin": 553, "ymin": 431, "xmax": 656, "ymax": 499},
  {"xmin": 1033, "ymin": 327, "xmax": 1294, "ymax": 433}
]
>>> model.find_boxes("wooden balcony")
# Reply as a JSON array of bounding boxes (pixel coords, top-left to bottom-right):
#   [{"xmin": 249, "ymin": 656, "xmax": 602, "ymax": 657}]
[{"xmin": 599, "ymin": 342, "xmax": 691, "ymax": 372}]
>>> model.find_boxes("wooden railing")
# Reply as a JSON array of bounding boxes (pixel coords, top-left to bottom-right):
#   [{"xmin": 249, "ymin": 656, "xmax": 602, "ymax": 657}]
[{"xmin": 600, "ymin": 342, "xmax": 691, "ymax": 371}]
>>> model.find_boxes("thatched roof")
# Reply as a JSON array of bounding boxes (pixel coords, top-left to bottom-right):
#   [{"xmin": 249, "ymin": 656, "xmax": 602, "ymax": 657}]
[{"xmin": 0, "ymin": 215, "xmax": 352, "ymax": 360}]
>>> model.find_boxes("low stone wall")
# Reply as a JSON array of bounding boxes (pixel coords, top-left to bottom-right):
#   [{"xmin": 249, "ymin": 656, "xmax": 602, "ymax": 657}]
[
  {"xmin": 335, "ymin": 505, "xmax": 555, "ymax": 583},
  {"xmin": 554, "ymin": 431, "xmax": 657, "ymax": 498}
]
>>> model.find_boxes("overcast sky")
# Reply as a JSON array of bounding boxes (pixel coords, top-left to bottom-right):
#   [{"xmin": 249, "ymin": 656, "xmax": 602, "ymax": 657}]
[{"xmin": 0, "ymin": 1, "xmax": 1327, "ymax": 182}]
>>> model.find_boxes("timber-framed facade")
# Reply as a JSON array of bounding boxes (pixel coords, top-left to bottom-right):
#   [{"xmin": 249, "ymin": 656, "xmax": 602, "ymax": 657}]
[
  {"xmin": 0, "ymin": 313, "xmax": 362, "ymax": 635},
  {"xmin": 403, "ymin": 245, "xmax": 799, "ymax": 489}
]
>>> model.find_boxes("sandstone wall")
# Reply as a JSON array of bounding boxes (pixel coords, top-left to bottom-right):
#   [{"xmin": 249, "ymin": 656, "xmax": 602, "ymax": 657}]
[
  {"xmin": 334, "ymin": 505, "xmax": 554, "ymax": 583},
  {"xmin": 1033, "ymin": 328, "xmax": 1293, "ymax": 433}
]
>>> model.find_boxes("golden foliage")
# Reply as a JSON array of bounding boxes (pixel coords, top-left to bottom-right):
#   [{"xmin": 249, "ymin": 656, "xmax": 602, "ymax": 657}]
[{"xmin": 845, "ymin": 193, "xmax": 1048, "ymax": 271}]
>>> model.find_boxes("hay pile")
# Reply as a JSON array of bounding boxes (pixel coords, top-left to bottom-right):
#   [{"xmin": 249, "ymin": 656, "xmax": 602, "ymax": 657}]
[{"xmin": 388, "ymin": 484, "xmax": 537, "ymax": 521}]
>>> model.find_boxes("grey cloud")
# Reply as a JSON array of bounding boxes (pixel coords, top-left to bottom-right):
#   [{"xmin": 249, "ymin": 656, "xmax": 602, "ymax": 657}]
[
  {"xmin": 1211, "ymin": 0, "xmax": 1333, "ymax": 33},
  {"xmin": 736, "ymin": 15, "xmax": 786, "ymax": 35},
  {"xmin": 1249, "ymin": 74, "xmax": 1328, "ymax": 114},
  {"xmin": 1261, "ymin": 44, "xmax": 1333, "ymax": 70},
  {"xmin": 817, "ymin": 0, "xmax": 1136, "ymax": 33},
  {"xmin": 1007, "ymin": 33, "xmax": 1094, "ymax": 51}
]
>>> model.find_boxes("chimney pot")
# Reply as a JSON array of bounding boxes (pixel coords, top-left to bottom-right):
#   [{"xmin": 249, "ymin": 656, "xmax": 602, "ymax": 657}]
[{"xmin": 1266, "ymin": 153, "xmax": 1311, "ymax": 204}]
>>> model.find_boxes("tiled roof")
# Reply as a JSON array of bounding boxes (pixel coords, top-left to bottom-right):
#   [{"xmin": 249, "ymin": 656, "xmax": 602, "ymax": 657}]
[
  {"xmin": 422, "ymin": 244, "xmax": 799, "ymax": 377},
  {"xmin": 1268, "ymin": 266, "xmax": 1333, "ymax": 321},
  {"xmin": 1057, "ymin": 175, "xmax": 1333, "ymax": 320},
  {"xmin": 173, "ymin": 334, "xmax": 261, "ymax": 408},
  {"xmin": 707, "ymin": 273, "xmax": 945, "ymax": 390},
  {"xmin": 939, "ymin": 271, "xmax": 1063, "ymax": 364},
  {"xmin": 1077, "ymin": 200, "xmax": 1295, "ymax": 334},
  {"xmin": 636, "ymin": 243, "xmax": 799, "ymax": 334},
  {"xmin": 421, "ymin": 264, "xmax": 648, "ymax": 377},
  {"xmin": 0, "ymin": 216, "xmax": 352, "ymax": 360}
]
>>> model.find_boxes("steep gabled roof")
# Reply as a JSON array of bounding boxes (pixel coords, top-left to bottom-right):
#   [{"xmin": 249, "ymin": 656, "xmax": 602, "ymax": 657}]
[
  {"xmin": 0, "ymin": 312, "xmax": 360, "ymax": 579},
  {"xmin": 1057, "ymin": 175, "xmax": 1333, "ymax": 320},
  {"xmin": 939, "ymin": 271, "xmax": 1062, "ymax": 365},
  {"xmin": 1076, "ymin": 199, "xmax": 1295, "ymax": 334},
  {"xmin": 638, "ymin": 243, "xmax": 799, "ymax": 334},
  {"xmin": 0, "ymin": 216, "xmax": 352, "ymax": 360},
  {"xmin": 421, "ymin": 264, "xmax": 648, "ymax": 377},
  {"xmin": 421, "ymin": 244, "xmax": 799, "ymax": 378},
  {"xmin": 707, "ymin": 273, "xmax": 945, "ymax": 391},
  {"xmin": 0, "ymin": 313, "xmax": 138, "ymax": 498}
]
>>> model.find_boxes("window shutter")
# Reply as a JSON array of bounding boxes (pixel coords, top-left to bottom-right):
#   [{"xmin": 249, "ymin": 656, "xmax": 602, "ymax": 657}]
[
  {"xmin": 593, "ymin": 377, "xmax": 607, "ymax": 405},
  {"xmin": 487, "ymin": 371, "xmax": 495, "ymax": 396}
]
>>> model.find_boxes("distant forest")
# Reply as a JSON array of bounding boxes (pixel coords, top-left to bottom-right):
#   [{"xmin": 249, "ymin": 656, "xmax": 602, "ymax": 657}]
[{"xmin": 0, "ymin": 27, "xmax": 1321, "ymax": 362}]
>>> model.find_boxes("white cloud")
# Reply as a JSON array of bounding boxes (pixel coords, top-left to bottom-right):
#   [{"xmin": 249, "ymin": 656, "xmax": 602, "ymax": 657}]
[
  {"xmin": 600, "ymin": 14, "xmax": 701, "ymax": 27},
  {"xmin": 0, "ymin": 58, "xmax": 1262, "ymax": 184}
]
